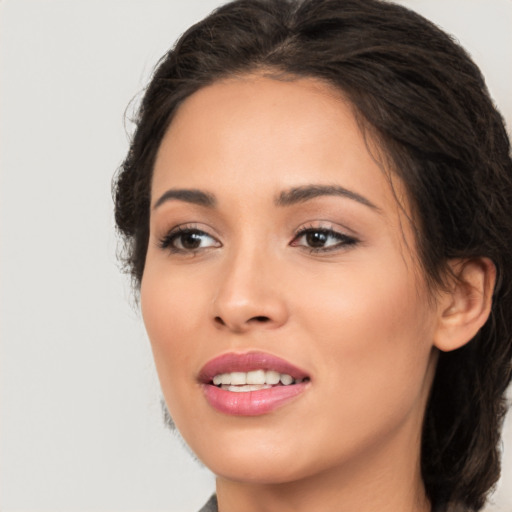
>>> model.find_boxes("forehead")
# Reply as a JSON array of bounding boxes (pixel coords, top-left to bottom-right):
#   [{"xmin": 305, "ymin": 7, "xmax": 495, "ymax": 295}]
[{"xmin": 152, "ymin": 74, "xmax": 408, "ymax": 217}]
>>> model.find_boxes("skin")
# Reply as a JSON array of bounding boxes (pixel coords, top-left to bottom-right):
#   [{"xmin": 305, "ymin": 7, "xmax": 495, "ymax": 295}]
[{"xmin": 141, "ymin": 75, "xmax": 468, "ymax": 512}]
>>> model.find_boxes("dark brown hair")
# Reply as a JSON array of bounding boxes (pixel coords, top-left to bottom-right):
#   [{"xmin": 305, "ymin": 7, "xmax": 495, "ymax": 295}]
[{"xmin": 113, "ymin": 1, "xmax": 512, "ymax": 509}]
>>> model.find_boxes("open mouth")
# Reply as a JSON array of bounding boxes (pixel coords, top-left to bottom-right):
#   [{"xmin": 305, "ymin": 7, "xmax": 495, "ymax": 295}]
[
  {"xmin": 199, "ymin": 351, "xmax": 311, "ymax": 415},
  {"xmin": 211, "ymin": 369, "xmax": 310, "ymax": 392}
]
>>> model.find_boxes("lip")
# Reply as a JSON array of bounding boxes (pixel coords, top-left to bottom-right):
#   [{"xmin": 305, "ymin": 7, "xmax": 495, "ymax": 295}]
[
  {"xmin": 199, "ymin": 351, "xmax": 310, "ymax": 382},
  {"xmin": 199, "ymin": 351, "xmax": 310, "ymax": 416}
]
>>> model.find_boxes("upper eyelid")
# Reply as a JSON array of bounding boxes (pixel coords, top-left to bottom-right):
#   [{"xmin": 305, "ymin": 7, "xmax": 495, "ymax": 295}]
[
  {"xmin": 158, "ymin": 222, "xmax": 221, "ymax": 239},
  {"xmin": 293, "ymin": 220, "xmax": 358, "ymax": 237},
  {"xmin": 156, "ymin": 221, "xmax": 359, "ymax": 245},
  {"xmin": 166, "ymin": 225, "xmax": 219, "ymax": 241}
]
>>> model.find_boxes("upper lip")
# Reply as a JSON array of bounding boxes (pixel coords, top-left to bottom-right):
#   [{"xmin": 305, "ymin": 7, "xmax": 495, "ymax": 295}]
[{"xmin": 198, "ymin": 351, "xmax": 310, "ymax": 383}]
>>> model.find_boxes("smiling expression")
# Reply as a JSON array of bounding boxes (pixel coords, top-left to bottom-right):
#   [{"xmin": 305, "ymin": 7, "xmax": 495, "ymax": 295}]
[{"xmin": 141, "ymin": 75, "xmax": 440, "ymax": 486}]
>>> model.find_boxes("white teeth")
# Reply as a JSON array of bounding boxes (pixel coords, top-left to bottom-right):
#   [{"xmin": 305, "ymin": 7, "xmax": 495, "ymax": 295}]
[
  {"xmin": 230, "ymin": 372, "xmax": 246, "ymax": 385},
  {"xmin": 212, "ymin": 370, "xmax": 298, "ymax": 388},
  {"xmin": 280, "ymin": 374, "xmax": 294, "ymax": 385},
  {"xmin": 265, "ymin": 370, "xmax": 280, "ymax": 385},
  {"xmin": 246, "ymin": 369, "xmax": 266, "ymax": 385},
  {"xmin": 222, "ymin": 384, "xmax": 272, "ymax": 392}
]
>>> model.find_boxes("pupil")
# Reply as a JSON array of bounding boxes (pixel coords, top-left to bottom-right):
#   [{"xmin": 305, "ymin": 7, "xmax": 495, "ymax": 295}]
[
  {"xmin": 306, "ymin": 231, "xmax": 327, "ymax": 247},
  {"xmin": 182, "ymin": 232, "xmax": 201, "ymax": 249}
]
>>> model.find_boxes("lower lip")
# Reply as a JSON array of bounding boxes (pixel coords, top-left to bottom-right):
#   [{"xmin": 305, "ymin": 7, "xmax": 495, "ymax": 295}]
[{"xmin": 202, "ymin": 382, "xmax": 308, "ymax": 416}]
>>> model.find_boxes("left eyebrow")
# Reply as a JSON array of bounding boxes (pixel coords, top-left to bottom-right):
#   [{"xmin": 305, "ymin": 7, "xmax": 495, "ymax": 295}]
[
  {"xmin": 275, "ymin": 184, "xmax": 381, "ymax": 212},
  {"xmin": 152, "ymin": 188, "xmax": 217, "ymax": 210}
]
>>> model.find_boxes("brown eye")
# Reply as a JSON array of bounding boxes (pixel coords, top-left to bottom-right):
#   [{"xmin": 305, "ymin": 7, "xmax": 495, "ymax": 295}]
[
  {"xmin": 305, "ymin": 231, "xmax": 329, "ymax": 248},
  {"xmin": 160, "ymin": 228, "xmax": 221, "ymax": 253},
  {"xmin": 291, "ymin": 228, "xmax": 358, "ymax": 252},
  {"xmin": 180, "ymin": 232, "xmax": 203, "ymax": 250}
]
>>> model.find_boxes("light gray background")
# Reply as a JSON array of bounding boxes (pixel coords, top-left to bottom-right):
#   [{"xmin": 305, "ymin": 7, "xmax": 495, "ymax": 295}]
[{"xmin": 1, "ymin": 1, "xmax": 511, "ymax": 511}]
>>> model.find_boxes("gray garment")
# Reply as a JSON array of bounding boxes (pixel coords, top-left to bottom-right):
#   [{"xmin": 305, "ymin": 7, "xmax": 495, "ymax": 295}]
[{"xmin": 198, "ymin": 495, "xmax": 218, "ymax": 512}]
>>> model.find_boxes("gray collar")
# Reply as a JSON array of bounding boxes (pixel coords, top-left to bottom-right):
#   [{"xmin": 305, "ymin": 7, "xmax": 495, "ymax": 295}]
[{"xmin": 198, "ymin": 495, "xmax": 218, "ymax": 512}]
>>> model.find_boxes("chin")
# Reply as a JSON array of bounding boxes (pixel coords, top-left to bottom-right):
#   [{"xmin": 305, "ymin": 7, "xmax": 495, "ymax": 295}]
[
  {"xmin": 207, "ymin": 455, "xmax": 313, "ymax": 485},
  {"xmin": 185, "ymin": 427, "xmax": 325, "ymax": 485}
]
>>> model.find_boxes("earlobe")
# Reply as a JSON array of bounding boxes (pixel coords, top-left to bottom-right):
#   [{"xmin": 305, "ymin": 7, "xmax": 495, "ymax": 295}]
[{"xmin": 434, "ymin": 258, "xmax": 496, "ymax": 352}]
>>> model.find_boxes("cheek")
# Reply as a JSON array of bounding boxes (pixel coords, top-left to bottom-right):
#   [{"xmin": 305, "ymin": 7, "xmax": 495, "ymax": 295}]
[
  {"xmin": 140, "ymin": 268, "xmax": 206, "ymax": 389},
  {"xmin": 293, "ymin": 259, "xmax": 435, "ymax": 418},
  {"xmin": 140, "ymin": 268, "xmax": 214, "ymax": 440}
]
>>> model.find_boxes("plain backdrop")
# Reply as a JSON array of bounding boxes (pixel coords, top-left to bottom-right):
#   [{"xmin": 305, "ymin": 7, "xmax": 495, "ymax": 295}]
[{"xmin": 1, "ymin": 1, "xmax": 511, "ymax": 511}]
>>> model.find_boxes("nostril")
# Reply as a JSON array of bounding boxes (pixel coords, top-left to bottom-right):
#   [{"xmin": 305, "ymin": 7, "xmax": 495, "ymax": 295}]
[
  {"xmin": 213, "ymin": 314, "xmax": 272, "ymax": 329},
  {"xmin": 251, "ymin": 316, "xmax": 270, "ymax": 323}
]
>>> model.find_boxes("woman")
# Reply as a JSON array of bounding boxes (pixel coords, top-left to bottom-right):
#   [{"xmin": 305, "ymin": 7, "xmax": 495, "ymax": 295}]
[{"xmin": 113, "ymin": 0, "xmax": 512, "ymax": 511}]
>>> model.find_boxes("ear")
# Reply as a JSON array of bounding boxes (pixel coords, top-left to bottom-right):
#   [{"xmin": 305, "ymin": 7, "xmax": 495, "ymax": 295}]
[{"xmin": 434, "ymin": 257, "xmax": 496, "ymax": 352}]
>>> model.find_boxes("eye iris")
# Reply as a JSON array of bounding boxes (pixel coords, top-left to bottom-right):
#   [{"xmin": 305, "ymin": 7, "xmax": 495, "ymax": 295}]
[
  {"xmin": 306, "ymin": 231, "xmax": 328, "ymax": 247},
  {"xmin": 181, "ymin": 232, "xmax": 202, "ymax": 249}
]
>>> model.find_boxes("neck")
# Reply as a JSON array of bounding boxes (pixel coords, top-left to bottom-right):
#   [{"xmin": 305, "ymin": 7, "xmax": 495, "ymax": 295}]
[{"xmin": 215, "ymin": 420, "xmax": 431, "ymax": 512}]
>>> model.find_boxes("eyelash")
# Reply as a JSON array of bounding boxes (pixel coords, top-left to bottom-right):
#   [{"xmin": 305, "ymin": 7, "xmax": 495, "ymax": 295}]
[
  {"xmin": 158, "ymin": 226, "xmax": 220, "ymax": 254},
  {"xmin": 290, "ymin": 226, "xmax": 358, "ymax": 253},
  {"xmin": 158, "ymin": 225, "xmax": 359, "ymax": 255}
]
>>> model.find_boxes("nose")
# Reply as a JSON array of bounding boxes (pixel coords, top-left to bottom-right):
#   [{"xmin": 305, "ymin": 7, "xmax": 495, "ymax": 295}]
[{"xmin": 211, "ymin": 245, "xmax": 289, "ymax": 333}]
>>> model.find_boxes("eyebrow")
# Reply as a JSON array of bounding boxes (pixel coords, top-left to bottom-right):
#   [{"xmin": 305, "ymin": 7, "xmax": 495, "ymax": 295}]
[
  {"xmin": 275, "ymin": 184, "xmax": 380, "ymax": 211},
  {"xmin": 152, "ymin": 184, "xmax": 380, "ymax": 212},
  {"xmin": 153, "ymin": 188, "xmax": 216, "ymax": 210}
]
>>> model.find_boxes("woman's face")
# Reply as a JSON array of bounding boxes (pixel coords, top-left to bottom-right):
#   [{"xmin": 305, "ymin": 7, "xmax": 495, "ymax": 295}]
[{"xmin": 141, "ymin": 75, "xmax": 440, "ymax": 485}]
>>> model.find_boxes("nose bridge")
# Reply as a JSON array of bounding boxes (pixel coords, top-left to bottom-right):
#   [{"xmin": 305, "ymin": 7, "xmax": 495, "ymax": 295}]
[{"xmin": 212, "ymin": 233, "xmax": 287, "ymax": 331}]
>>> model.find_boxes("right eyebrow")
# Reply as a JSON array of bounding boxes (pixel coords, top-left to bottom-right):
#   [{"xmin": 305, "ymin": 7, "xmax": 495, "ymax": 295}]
[
  {"xmin": 275, "ymin": 184, "xmax": 381, "ymax": 212},
  {"xmin": 152, "ymin": 188, "xmax": 217, "ymax": 210}
]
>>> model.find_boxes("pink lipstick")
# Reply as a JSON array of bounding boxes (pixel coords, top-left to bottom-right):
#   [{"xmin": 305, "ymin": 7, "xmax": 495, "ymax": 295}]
[{"xmin": 199, "ymin": 351, "xmax": 310, "ymax": 416}]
